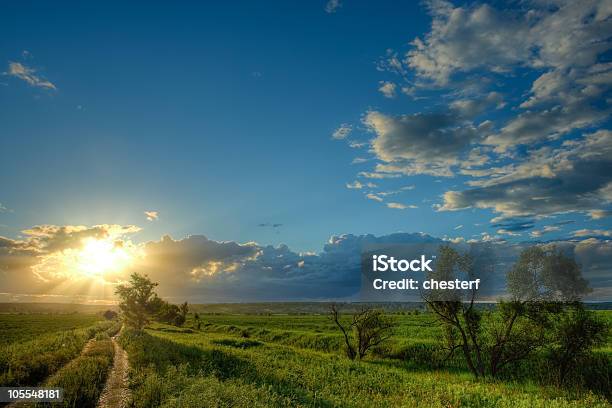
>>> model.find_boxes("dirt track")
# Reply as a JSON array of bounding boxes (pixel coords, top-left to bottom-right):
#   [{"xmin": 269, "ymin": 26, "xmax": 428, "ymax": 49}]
[{"xmin": 96, "ymin": 334, "xmax": 130, "ymax": 408}]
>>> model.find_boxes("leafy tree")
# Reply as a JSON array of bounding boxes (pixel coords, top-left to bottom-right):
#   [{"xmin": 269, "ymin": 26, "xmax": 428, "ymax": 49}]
[
  {"xmin": 424, "ymin": 244, "xmax": 601, "ymax": 379},
  {"xmin": 507, "ymin": 246, "xmax": 590, "ymax": 303},
  {"xmin": 115, "ymin": 273, "xmax": 158, "ymax": 330}
]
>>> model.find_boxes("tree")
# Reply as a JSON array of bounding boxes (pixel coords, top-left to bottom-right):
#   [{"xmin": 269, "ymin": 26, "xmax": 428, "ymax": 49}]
[
  {"xmin": 507, "ymin": 246, "xmax": 591, "ymax": 303},
  {"xmin": 422, "ymin": 245, "xmax": 487, "ymax": 377},
  {"xmin": 115, "ymin": 273, "xmax": 158, "ymax": 330},
  {"xmin": 177, "ymin": 301, "xmax": 189, "ymax": 327},
  {"xmin": 194, "ymin": 312, "xmax": 201, "ymax": 330},
  {"xmin": 548, "ymin": 303, "xmax": 608, "ymax": 384},
  {"xmin": 330, "ymin": 303, "xmax": 395, "ymax": 360},
  {"xmin": 103, "ymin": 310, "xmax": 118, "ymax": 320},
  {"xmin": 424, "ymin": 244, "xmax": 601, "ymax": 379}
]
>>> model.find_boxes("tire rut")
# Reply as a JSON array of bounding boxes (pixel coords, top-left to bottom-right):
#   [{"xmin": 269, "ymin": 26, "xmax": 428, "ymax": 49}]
[{"xmin": 96, "ymin": 333, "xmax": 130, "ymax": 408}]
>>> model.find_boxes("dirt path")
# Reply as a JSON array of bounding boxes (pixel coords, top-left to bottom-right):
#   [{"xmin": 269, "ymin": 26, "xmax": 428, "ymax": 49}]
[{"xmin": 96, "ymin": 333, "xmax": 131, "ymax": 408}]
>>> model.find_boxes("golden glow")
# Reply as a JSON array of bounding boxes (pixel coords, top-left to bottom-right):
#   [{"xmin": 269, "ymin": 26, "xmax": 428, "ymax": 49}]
[
  {"xmin": 32, "ymin": 237, "xmax": 138, "ymax": 283},
  {"xmin": 77, "ymin": 238, "xmax": 132, "ymax": 277}
]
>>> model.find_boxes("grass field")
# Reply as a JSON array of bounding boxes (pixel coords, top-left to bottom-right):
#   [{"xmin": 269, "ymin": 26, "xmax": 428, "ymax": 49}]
[
  {"xmin": 0, "ymin": 314, "xmax": 116, "ymax": 389},
  {"xmin": 0, "ymin": 314, "xmax": 101, "ymax": 346},
  {"xmin": 0, "ymin": 308, "xmax": 610, "ymax": 407},
  {"xmin": 120, "ymin": 311, "xmax": 611, "ymax": 408}
]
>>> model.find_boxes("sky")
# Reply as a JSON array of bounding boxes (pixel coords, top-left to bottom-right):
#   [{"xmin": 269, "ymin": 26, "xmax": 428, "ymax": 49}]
[{"xmin": 0, "ymin": 0, "xmax": 611, "ymax": 303}]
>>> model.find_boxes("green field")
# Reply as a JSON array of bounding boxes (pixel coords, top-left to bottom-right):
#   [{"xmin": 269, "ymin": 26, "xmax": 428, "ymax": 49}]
[
  {"xmin": 0, "ymin": 313, "xmax": 101, "ymax": 345},
  {"xmin": 0, "ymin": 313, "xmax": 119, "ymax": 407},
  {"xmin": 0, "ymin": 309, "xmax": 610, "ymax": 407},
  {"xmin": 119, "ymin": 310, "xmax": 611, "ymax": 407}
]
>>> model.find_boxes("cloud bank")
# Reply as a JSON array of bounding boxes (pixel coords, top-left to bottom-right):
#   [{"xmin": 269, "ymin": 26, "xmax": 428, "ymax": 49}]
[{"xmin": 1, "ymin": 225, "xmax": 610, "ymax": 303}]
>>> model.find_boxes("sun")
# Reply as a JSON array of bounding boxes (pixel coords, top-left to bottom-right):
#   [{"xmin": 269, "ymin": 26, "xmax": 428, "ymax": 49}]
[{"xmin": 76, "ymin": 238, "xmax": 133, "ymax": 277}]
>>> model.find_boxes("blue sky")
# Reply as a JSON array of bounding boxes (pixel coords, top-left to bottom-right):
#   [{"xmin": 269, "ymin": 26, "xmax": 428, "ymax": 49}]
[
  {"xmin": 0, "ymin": 1, "xmax": 439, "ymax": 252},
  {"xmin": 0, "ymin": 0, "xmax": 611, "ymax": 302}
]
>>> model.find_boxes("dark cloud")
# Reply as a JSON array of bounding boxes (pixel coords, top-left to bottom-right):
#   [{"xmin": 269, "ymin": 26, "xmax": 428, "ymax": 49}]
[
  {"xmin": 440, "ymin": 130, "xmax": 612, "ymax": 218},
  {"xmin": 364, "ymin": 110, "xmax": 484, "ymax": 177},
  {"xmin": 491, "ymin": 219, "xmax": 535, "ymax": 232}
]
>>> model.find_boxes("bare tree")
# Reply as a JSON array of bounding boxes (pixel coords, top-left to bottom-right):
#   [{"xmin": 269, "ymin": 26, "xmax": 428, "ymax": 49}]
[{"xmin": 330, "ymin": 303, "xmax": 395, "ymax": 360}]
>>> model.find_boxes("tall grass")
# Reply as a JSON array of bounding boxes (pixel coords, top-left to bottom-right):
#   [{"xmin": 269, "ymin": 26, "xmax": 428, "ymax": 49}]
[
  {"xmin": 0, "ymin": 320, "xmax": 113, "ymax": 387},
  {"xmin": 120, "ymin": 326, "xmax": 610, "ymax": 407},
  {"xmin": 35, "ymin": 339, "xmax": 115, "ymax": 408}
]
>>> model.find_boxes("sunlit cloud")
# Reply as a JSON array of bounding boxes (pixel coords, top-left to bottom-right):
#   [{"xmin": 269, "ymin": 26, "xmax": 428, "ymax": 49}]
[
  {"xmin": 145, "ymin": 211, "xmax": 159, "ymax": 221},
  {"xmin": 387, "ymin": 202, "xmax": 417, "ymax": 210},
  {"xmin": 378, "ymin": 81, "xmax": 397, "ymax": 98},
  {"xmin": 7, "ymin": 62, "xmax": 56, "ymax": 90},
  {"xmin": 346, "ymin": 180, "xmax": 376, "ymax": 189}
]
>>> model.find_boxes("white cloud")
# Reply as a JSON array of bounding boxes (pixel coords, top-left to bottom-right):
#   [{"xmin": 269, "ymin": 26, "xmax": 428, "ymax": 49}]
[
  {"xmin": 573, "ymin": 229, "xmax": 612, "ymax": 238},
  {"xmin": 378, "ymin": 81, "xmax": 397, "ymax": 98},
  {"xmin": 346, "ymin": 180, "xmax": 376, "ymax": 189},
  {"xmin": 366, "ymin": 193, "xmax": 383, "ymax": 202},
  {"xmin": 145, "ymin": 211, "xmax": 159, "ymax": 221},
  {"xmin": 386, "ymin": 202, "xmax": 417, "ymax": 210},
  {"xmin": 325, "ymin": 0, "xmax": 341, "ymax": 14},
  {"xmin": 405, "ymin": 0, "xmax": 611, "ymax": 85},
  {"xmin": 332, "ymin": 123, "xmax": 352, "ymax": 140},
  {"xmin": 496, "ymin": 228, "xmax": 521, "ymax": 237},
  {"xmin": 7, "ymin": 62, "xmax": 56, "ymax": 90},
  {"xmin": 529, "ymin": 225, "xmax": 560, "ymax": 238},
  {"xmin": 589, "ymin": 209, "xmax": 612, "ymax": 219},
  {"xmin": 358, "ymin": 171, "xmax": 402, "ymax": 179}
]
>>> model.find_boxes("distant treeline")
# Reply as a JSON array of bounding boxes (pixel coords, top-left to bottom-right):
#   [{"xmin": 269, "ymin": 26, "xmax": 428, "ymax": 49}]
[
  {"xmin": 0, "ymin": 303, "xmax": 119, "ymax": 314},
  {"xmin": 1, "ymin": 301, "xmax": 610, "ymax": 315},
  {"xmin": 188, "ymin": 301, "xmax": 612, "ymax": 315}
]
